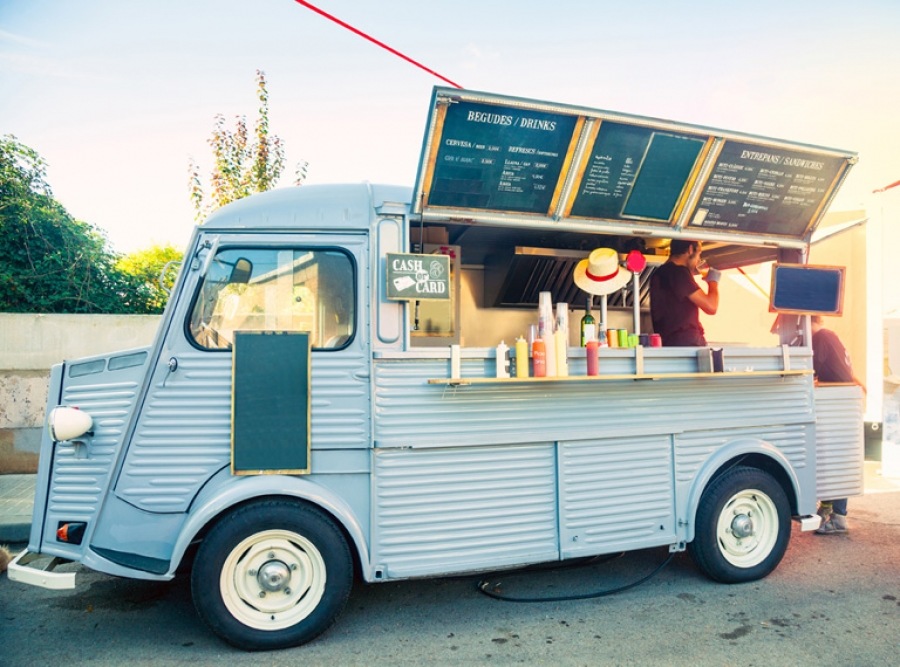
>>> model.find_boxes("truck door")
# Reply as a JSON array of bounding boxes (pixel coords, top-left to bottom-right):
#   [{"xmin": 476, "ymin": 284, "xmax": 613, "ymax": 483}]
[{"xmin": 115, "ymin": 233, "xmax": 370, "ymax": 513}]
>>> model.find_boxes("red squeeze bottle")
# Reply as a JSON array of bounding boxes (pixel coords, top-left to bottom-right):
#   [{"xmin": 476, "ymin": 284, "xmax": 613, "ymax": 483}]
[
  {"xmin": 586, "ymin": 339, "xmax": 599, "ymax": 376},
  {"xmin": 532, "ymin": 339, "xmax": 547, "ymax": 377}
]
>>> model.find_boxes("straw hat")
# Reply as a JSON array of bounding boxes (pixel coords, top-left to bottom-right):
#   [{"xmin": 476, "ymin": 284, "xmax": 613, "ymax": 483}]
[{"xmin": 574, "ymin": 248, "xmax": 630, "ymax": 296}]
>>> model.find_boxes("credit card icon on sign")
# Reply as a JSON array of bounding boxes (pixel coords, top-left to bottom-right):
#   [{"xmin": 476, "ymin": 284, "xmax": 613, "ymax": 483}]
[{"xmin": 393, "ymin": 276, "xmax": 416, "ymax": 291}]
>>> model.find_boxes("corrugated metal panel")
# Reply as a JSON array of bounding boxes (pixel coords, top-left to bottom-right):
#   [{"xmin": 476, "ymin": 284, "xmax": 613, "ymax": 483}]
[
  {"xmin": 815, "ymin": 386, "xmax": 864, "ymax": 499},
  {"xmin": 47, "ymin": 376, "xmax": 142, "ymax": 523},
  {"xmin": 674, "ymin": 424, "xmax": 813, "ymax": 484},
  {"xmin": 372, "ymin": 445, "xmax": 558, "ymax": 577},
  {"xmin": 117, "ymin": 352, "xmax": 231, "ymax": 510},
  {"xmin": 559, "ymin": 435, "xmax": 675, "ymax": 556},
  {"xmin": 118, "ymin": 349, "xmax": 370, "ymax": 511},
  {"xmin": 373, "ymin": 358, "xmax": 814, "ymax": 449}
]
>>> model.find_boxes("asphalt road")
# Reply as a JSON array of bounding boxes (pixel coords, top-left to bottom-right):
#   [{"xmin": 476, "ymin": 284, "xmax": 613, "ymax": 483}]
[{"xmin": 2, "ymin": 490, "xmax": 898, "ymax": 667}]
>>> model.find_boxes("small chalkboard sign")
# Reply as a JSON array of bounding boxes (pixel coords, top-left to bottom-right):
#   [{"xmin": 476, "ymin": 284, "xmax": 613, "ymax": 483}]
[
  {"xmin": 386, "ymin": 253, "xmax": 451, "ymax": 301},
  {"xmin": 232, "ymin": 331, "xmax": 310, "ymax": 475},
  {"xmin": 769, "ymin": 264, "xmax": 844, "ymax": 315}
]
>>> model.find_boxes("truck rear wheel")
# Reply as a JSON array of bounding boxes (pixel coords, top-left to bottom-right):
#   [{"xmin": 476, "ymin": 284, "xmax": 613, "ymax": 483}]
[
  {"xmin": 688, "ymin": 466, "xmax": 790, "ymax": 584},
  {"xmin": 191, "ymin": 499, "xmax": 352, "ymax": 651}
]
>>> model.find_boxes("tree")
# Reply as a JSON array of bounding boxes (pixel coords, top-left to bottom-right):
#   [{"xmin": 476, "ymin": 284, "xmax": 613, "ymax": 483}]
[
  {"xmin": 116, "ymin": 244, "xmax": 183, "ymax": 313},
  {"xmin": 188, "ymin": 70, "xmax": 305, "ymax": 222},
  {"xmin": 0, "ymin": 135, "xmax": 125, "ymax": 313},
  {"xmin": 0, "ymin": 135, "xmax": 178, "ymax": 314}
]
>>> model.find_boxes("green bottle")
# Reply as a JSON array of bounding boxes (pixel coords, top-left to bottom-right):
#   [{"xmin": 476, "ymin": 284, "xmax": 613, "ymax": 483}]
[{"xmin": 580, "ymin": 295, "xmax": 596, "ymax": 347}]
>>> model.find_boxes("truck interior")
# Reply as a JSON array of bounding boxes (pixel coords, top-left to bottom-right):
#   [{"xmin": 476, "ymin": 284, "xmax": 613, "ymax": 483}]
[{"xmin": 405, "ymin": 87, "xmax": 856, "ymax": 348}]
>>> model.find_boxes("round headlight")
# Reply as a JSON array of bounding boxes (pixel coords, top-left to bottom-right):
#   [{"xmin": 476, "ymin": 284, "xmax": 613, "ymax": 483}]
[{"xmin": 48, "ymin": 406, "xmax": 93, "ymax": 442}]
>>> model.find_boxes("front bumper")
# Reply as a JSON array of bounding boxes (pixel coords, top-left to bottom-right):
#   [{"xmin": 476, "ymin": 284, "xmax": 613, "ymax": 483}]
[
  {"xmin": 795, "ymin": 514, "xmax": 823, "ymax": 532},
  {"xmin": 8, "ymin": 549, "xmax": 76, "ymax": 590}
]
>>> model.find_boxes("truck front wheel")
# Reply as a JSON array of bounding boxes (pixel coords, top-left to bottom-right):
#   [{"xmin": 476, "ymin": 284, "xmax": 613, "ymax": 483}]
[
  {"xmin": 688, "ymin": 466, "xmax": 790, "ymax": 584},
  {"xmin": 191, "ymin": 500, "xmax": 353, "ymax": 651}
]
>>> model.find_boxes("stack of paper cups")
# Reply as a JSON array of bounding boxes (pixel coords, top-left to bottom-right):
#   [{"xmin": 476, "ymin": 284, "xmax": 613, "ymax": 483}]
[
  {"xmin": 556, "ymin": 302, "xmax": 569, "ymax": 340},
  {"xmin": 538, "ymin": 292, "xmax": 553, "ymax": 340}
]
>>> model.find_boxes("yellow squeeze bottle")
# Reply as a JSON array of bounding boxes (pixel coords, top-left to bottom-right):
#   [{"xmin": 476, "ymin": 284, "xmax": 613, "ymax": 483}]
[
  {"xmin": 554, "ymin": 328, "xmax": 568, "ymax": 377},
  {"xmin": 515, "ymin": 336, "xmax": 529, "ymax": 378}
]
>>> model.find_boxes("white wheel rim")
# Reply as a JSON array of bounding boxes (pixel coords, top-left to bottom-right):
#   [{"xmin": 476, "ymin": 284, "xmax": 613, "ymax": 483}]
[
  {"xmin": 220, "ymin": 529, "xmax": 327, "ymax": 631},
  {"xmin": 715, "ymin": 487, "xmax": 779, "ymax": 568}
]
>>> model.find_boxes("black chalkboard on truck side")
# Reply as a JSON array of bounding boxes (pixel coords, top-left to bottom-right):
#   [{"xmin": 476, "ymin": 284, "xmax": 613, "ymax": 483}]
[
  {"xmin": 231, "ymin": 331, "xmax": 311, "ymax": 475},
  {"xmin": 769, "ymin": 263, "xmax": 845, "ymax": 315}
]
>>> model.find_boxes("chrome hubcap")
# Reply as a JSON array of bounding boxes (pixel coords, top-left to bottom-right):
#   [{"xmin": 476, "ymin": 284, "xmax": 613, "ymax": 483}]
[
  {"xmin": 258, "ymin": 560, "xmax": 291, "ymax": 592},
  {"xmin": 731, "ymin": 514, "xmax": 754, "ymax": 538}
]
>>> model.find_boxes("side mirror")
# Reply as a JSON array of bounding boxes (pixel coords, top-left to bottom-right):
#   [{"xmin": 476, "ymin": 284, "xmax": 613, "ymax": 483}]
[{"xmin": 230, "ymin": 258, "xmax": 252, "ymax": 284}]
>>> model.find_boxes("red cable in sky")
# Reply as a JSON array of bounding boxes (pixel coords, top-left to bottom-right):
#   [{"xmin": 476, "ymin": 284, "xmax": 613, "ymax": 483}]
[
  {"xmin": 873, "ymin": 179, "xmax": 900, "ymax": 193},
  {"xmin": 292, "ymin": 0, "xmax": 463, "ymax": 89}
]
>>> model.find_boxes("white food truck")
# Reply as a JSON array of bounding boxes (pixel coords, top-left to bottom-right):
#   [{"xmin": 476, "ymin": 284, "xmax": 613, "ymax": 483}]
[{"xmin": 11, "ymin": 88, "xmax": 864, "ymax": 651}]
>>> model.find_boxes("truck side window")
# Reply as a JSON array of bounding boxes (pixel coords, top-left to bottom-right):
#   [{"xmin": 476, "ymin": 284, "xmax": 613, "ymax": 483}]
[{"xmin": 188, "ymin": 247, "xmax": 354, "ymax": 350}]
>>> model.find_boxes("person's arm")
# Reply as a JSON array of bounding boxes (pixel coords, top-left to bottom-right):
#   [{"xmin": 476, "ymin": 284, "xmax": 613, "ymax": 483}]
[{"xmin": 688, "ymin": 278, "xmax": 719, "ymax": 315}]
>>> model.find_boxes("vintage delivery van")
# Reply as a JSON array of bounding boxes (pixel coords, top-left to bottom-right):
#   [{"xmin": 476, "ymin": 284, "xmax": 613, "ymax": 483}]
[{"xmin": 11, "ymin": 88, "xmax": 864, "ymax": 651}]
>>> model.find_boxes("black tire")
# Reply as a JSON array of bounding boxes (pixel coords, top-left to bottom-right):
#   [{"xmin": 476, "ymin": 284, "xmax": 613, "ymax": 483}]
[
  {"xmin": 191, "ymin": 499, "xmax": 353, "ymax": 651},
  {"xmin": 687, "ymin": 466, "xmax": 790, "ymax": 584}
]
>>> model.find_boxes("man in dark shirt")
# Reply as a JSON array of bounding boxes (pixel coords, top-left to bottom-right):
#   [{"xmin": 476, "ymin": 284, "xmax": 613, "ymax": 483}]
[
  {"xmin": 650, "ymin": 239, "xmax": 720, "ymax": 346},
  {"xmin": 812, "ymin": 314, "xmax": 864, "ymax": 535}
]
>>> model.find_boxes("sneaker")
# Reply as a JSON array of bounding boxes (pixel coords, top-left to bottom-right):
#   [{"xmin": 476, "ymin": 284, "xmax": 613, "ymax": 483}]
[{"xmin": 816, "ymin": 513, "xmax": 848, "ymax": 535}]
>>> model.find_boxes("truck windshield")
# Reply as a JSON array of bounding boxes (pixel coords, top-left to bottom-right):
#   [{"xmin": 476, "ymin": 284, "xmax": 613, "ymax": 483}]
[{"xmin": 188, "ymin": 247, "xmax": 355, "ymax": 350}]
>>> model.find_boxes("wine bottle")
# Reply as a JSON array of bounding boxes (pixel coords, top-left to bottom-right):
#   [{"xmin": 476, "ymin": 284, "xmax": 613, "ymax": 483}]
[{"xmin": 580, "ymin": 295, "xmax": 596, "ymax": 347}]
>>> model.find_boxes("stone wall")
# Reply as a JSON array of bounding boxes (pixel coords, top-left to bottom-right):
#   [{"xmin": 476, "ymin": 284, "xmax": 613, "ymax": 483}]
[{"xmin": 0, "ymin": 313, "xmax": 161, "ymax": 473}]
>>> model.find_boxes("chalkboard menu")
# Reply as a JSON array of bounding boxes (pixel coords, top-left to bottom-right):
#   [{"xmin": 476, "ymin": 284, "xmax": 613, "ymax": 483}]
[
  {"xmin": 232, "ymin": 332, "xmax": 310, "ymax": 475},
  {"xmin": 769, "ymin": 264, "xmax": 844, "ymax": 315},
  {"xmin": 414, "ymin": 87, "xmax": 856, "ymax": 242},
  {"xmin": 690, "ymin": 140, "xmax": 847, "ymax": 237},
  {"xmin": 425, "ymin": 100, "xmax": 578, "ymax": 214},
  {"xmin": 570, "ymin": 122, "xmax": 705, "ymax": 222}
]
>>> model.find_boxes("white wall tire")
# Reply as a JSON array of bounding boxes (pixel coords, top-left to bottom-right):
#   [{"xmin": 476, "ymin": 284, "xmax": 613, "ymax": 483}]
[
  {"xmin": 192, "ymin": 500, "xmax": 352, "ymax": 650},
  {"xmin": 688, "ymin": 466, "xmax": 790, "ymax": 584}
]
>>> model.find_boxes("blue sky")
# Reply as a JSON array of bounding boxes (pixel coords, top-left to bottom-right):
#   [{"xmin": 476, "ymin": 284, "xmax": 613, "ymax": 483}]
[{"xmin": 2, "ymin": 0, "xmax": 899, "ymax": 252}]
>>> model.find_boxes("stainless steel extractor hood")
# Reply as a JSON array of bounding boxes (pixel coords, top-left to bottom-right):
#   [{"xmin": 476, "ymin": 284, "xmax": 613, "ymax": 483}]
[{"xmin": 484, "ymin": 246, "xmax": 658, "ymax": 309}]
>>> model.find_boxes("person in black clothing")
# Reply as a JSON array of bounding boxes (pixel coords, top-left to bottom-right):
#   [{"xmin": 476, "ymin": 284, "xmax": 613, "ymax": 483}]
[
  {"xmin": 650, "ymin": 239, "xmax": 721, "ymax": 346},
  {"xmin": 811, "ymin": 314, "xmax": 865, "ymax": 534}
]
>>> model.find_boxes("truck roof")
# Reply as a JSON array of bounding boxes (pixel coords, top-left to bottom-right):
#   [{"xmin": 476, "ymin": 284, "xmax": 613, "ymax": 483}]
[{"xmin": 203, "ymin": 182, "xmax": 413, "ymax": 232}]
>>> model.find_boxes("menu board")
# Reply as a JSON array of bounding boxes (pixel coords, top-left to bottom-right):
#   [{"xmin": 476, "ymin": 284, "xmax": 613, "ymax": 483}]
[
  {"xmin": 690, "ymin": 140, "xmax": 847, "ymax": 237},
  {"xmin": 414, "ymin": 87, "xmax": 856, "ymax": 242},
  {"xmin": 425, "ymin": 100, "xmax": 578, "ymax": 214},
  {"xmin": 570, "ymin": 122, "xmax": 705, "ymax": 222}
]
